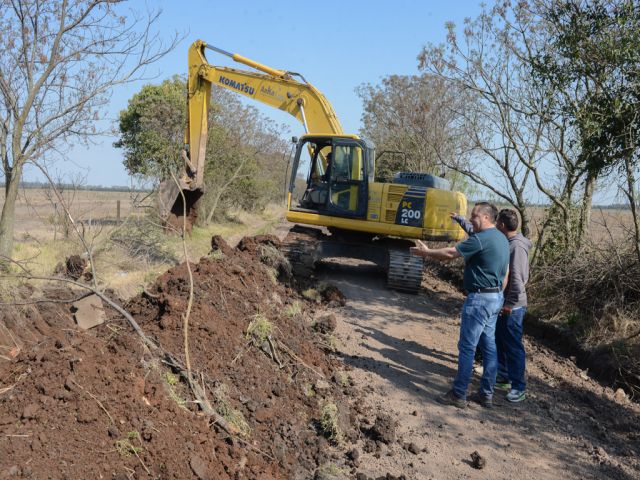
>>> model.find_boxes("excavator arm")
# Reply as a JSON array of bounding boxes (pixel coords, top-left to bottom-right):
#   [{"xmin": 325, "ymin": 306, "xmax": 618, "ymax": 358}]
[{"xmin": 158, "ymin": 39, "xmax": 343, "ymax": 228}]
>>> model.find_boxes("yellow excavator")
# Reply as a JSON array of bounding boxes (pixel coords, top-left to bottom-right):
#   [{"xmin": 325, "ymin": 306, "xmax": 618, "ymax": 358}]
[{"xmin": 159, "ymin": 40, "xmax": 467, "ymax": 292}]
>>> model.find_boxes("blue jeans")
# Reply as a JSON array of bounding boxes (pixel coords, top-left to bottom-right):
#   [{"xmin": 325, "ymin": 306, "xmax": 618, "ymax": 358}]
[
  {"xmin": 452, "ymin": 292, "xmax": 503, "ymax": 399},
  {"xmin": 496, "ymin": 307, "xmax": 527, "ymax": 391}
]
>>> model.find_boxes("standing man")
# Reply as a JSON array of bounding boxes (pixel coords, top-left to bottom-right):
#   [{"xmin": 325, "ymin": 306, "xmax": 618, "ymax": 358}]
[
  {"xmin": 411, "ymin": 202, "xmax": 509, "ymax": 408},
  {"xmin": 494, "ymin": 209, "xmax": 532, "ymax": 403}
]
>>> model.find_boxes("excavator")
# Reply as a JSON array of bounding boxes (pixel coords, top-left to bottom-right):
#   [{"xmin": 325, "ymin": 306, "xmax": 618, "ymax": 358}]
[{"xmin": 158, "ymin": 40, "xmax": 467, "ymax": 292}]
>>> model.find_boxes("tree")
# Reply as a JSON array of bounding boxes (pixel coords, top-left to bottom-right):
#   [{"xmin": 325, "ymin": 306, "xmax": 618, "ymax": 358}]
[
  {"xmin": 417, "ymin": 1, "xmax": 603, "ymax": 243},
  {"xmin": 116, "ymin": 75, "xmax": 186, "ymax": 180},
  {"xmin": 356, "ymin": 74, "xmax": 471, "ymax": 187},
  {"xmin": 532, "ymin": 0, "xmax": 640, "ymax": 260},
  {"xmin": 116, "ymin": 78, "xmax": 288, "ymax": 224},
  {"xmin": 0, "ymin": 0, "xmax": 178, "ymax": 266}
]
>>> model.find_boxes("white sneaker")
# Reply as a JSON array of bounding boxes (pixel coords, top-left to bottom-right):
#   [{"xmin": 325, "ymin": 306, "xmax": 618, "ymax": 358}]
[{"xmin": 506, "ymin": 389, "xmax": 526, "ymax": 403}]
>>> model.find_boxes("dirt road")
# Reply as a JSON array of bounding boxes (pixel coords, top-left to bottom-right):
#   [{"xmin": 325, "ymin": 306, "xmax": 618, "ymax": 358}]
[{"xmin": 317, "ymin": 259, "xmax": 640, "ymax": 480}]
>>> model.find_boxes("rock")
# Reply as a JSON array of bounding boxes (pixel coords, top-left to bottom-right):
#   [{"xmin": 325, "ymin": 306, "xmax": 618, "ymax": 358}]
[
  {"xmin": 407, "ymin": 442, "xmax": 420, "ymax": 455},
  {"xmin": 470, "ymin": 450, "xmax": 486, "ymax": 469},
  {"xmin": 5, "ymin": 465, "xmax": 19, "ymax": 477},
  {"xmin": 314, "ymin": 379, "xmax": 331, "ymax": 393},
  {"xmin": 107, "ymin": 425, "xmax": 120, "ymax": 438},
  {"xmin": 355, "ymin": 474, "xmax": 368, "ymax": 480},
  {"xmin": 21, "ymin": 404, "xmax": 39, "ymax": 420},
  {"xmin": 614, "ymin": 388, "xmax": 628, "ymax": 403},
  {"xmin": 189, "ymin": 454, "xmax": 209, "ymax": 480}
]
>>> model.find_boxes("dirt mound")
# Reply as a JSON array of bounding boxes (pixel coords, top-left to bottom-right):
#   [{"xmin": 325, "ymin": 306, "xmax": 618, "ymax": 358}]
[{"xmin": 0, "ymin": 235, "xmax": 359, "ymax": 479}]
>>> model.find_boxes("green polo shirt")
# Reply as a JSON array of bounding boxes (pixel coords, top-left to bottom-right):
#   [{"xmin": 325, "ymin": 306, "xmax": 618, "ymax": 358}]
[{"xmin": 455, "ymin": 227, "xmax": 509, "ymax": 292}]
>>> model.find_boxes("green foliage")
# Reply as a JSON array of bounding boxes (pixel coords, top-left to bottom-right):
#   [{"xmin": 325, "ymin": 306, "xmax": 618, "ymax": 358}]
[
  {"xmin": 115, "ymin": 76, "xmax": 186, "ymax": 179},
  {"xmin": 246, "ymin": 314, "xmax": 274, "ymax": 345},
  {"xmin": 115, "ymin": 431, "xmax": 143, "ymax": 457},
  {"xmin": 533, "ymin": 0, "xmax": 640, "ymax": 175},
  {"xmin": 320, "ymin": 402, "xmax": 343, "ymax": 444},
  {"xmin": 213, "ymin": 383, "xmax": 251, "ymax": 437}
]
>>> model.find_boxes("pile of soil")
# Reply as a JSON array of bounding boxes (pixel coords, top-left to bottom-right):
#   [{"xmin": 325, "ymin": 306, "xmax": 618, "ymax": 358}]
[{"xmin": 0, "ymin": 236, "xmax": 360, "ymax": 479}]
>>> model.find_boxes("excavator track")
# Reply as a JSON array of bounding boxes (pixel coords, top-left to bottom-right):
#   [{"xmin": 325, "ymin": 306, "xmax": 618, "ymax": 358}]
[
  {"xmin": 386, "ymin": 247, "xmax": 425, "ymax": 293},
  {"xmin": 281, "ymin": 225, "xmax": 425, "ymax": 293}
]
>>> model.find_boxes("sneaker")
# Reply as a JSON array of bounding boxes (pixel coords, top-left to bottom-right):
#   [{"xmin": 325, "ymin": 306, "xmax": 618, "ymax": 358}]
[
  {"xmin": 437, "ymin": 390, "xmax": 467, "ymax": 409},
  {"xmin": 506, "ymin": 389, "xmax": 526, "ymax": 403},
  {"xmin": 495, "ymin": 381, "xmax": 511, "ymax": 391},
  {"xmin": 468, "ymin": 391, "xmax": 493, "ymax": 409}
]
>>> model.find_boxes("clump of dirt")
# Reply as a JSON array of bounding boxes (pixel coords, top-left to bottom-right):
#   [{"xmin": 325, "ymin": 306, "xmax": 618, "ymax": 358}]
[
  {"xmin": 368, "ymin": 414, "xmax": 398, "ymax": 444},
  {"xmin": 210, "ymin": 234, "xmax": 234, "ymax": 256},
  {"xmin": 53, "ymin": 254, "xmax": 91, "ymax": 281},
  {"xmin": 314, "ymin": 313, "xmax": 338, "ymax": 334},
  {"xmin": 320, "ymin": 284, "xmax": 347, "ymax": 306},
  {"xmin": 0, "ymin": 234, "xmax": 360, "ymax": 479}
]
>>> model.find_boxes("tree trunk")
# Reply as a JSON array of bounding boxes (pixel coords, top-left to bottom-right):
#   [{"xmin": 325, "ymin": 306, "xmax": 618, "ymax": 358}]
[
  {"xmin": 577, "ymin": 170, "xmax": 597, "ymax": 248},
  {"xmin": 623, "ymin": 156, "xmax": 640, "ymax": 264},
  {"xmin": 205, "ymin": 190, "xmax": 223, "ymax": 224},
  {"xmin": 0, "ymin": 163, "xmax": 23, "ymax": 267},
  {"xmin": 518, "ymin": 206, "xmax": 530, "ymax": 238}
]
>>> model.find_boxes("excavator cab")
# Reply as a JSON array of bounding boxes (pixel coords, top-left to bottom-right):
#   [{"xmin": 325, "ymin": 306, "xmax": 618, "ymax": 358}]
[{"xmin": 291, "ymin": 135, "xmax": 372, "ymax": 219}]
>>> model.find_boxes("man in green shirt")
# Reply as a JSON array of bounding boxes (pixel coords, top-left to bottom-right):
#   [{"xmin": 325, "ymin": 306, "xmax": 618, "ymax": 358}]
[{"xmin": 411, "ymin": 202, "xmax": 509, "ymax": 408}]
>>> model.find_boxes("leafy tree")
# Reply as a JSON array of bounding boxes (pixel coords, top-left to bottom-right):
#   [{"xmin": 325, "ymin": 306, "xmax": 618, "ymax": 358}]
[
  {"xmin": 116, "ymin": 76, "xmax": 186, "ymax": 179},
  {"xmin": 532, "ymin": 0, "xmax": 640, "ymax": 260},
  {"xmin": 116, "ymin": 78, "xmax": 288, "ymax": 224},
  {"xmin": 0, "ymin": 0, "xmax": 177, "ymax": 266}
]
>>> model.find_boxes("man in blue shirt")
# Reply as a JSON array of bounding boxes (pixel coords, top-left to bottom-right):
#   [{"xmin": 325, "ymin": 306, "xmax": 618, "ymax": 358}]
[{"xmin": 411, "ymin": 202, "xmax": 509, "ymax": 408}]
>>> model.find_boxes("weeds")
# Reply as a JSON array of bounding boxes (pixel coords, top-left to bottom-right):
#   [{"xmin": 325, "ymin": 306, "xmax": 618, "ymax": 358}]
[
  {"xmin": 210, "ymin": 249, "xmax": 225, "ymax": 260},
  {"xmin": 115, "ymin": 431, "xmax": 143, "ymax": 457},
  {"xmin": 302, "ymin": 288, "xmax": 321, "ymax": 302},
  {"xmin": 213, "ymin": 383, "xmax": 251, "ymax": 437},
  {"xmin": 315, "ymin": 463, "xmax": 347, "ymax": 479},
  {"xmin": 284, "ymin": 301, "xmax": 302, "ymax": 318},
  {"xmin": 162, "ymin": 371, "xmax": 188, "ymax": 410},
  {"xmin": 320, "ymin": 402, "xmax": 343, "ymax": 444},
  {"xmin": 246, "ymin": 314, "xmax": 274, "ymax": 346},
  {"xmin": 333, "ymin": 370, "xmax": 349, "ymax": 388}
]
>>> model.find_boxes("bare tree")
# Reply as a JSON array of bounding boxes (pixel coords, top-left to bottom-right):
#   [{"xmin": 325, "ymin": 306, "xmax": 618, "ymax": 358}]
[
  {"xmin": 0, "ymin": 0, "xmax": 180, "ymax": 267},
  {"xmin": 357, "ymin": 74, "xmax": 471, "ymax": 187},
  {"xmin": 417, "ymin": 2, "xmax": 594, "ymax": 239}
]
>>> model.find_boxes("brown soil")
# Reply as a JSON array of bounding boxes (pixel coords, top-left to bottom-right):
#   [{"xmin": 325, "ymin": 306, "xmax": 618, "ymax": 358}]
[
  {"xmin": 0, "ymin": 235, "xmax": 361, "ymax": 479},
  {"xmin": 317, "ymin": 258, "xmax": 640, "ymax": 480}
]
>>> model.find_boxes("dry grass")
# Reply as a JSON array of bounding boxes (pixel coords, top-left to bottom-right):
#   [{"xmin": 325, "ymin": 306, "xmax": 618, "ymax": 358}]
[{"xmin": 4, "ymin": 188, "xmax": 285, "ymax": 299}]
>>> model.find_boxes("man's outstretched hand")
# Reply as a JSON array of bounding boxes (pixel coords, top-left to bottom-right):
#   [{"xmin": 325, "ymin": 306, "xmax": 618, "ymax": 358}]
[{"xmin": 410, "ymin": 239, "xmax": 430, "ymax": 257}]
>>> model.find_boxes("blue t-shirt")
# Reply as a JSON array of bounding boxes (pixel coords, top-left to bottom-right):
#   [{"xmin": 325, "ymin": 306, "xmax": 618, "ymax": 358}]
[{"xmin": 455, "ymin": 227, "xmax": 509, "ymax": 292}]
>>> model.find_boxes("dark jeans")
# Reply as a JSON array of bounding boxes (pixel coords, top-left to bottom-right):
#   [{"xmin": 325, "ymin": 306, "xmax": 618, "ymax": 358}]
[
  {"xmin": 496, "ymin": 307, "xmax": 527, "ymax": 391},
  {"xmin": 452, "ymin": 292, "xmax": 503, "ymax": 399}
]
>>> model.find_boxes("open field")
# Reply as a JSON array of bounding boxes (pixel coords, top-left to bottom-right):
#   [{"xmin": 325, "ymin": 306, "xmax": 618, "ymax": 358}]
[{"xmin": 2, "ymin": 188, "xmax": 285, "ymax": 299}]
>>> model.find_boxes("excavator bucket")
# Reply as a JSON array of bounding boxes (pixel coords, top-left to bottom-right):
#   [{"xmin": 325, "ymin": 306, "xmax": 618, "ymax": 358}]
[{"xmin": 157, "ymin": 180, "xmax": 203, "ymax": 233}]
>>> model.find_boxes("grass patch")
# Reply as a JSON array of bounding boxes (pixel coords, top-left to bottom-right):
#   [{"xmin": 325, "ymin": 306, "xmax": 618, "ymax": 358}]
[
  {"xmin": 302, "ymin": 288, "xmax": 321, "ymax": 302},
  {"xmin": 115, "ymin": 431, "xmax": 143, "ymax": 457},
  {"xmin": 320, "ymin": 402, "xmax": 343, "ymax": 444},
  {"xmin": 162, "ymin": 371, "xmax": 188, "ymax": 410},
  {"xmin": 284, "ymin": 301, "xmax": 302, "ymax": 318},
  {"xmin": 246, "ymin": 313, "xmax": 274, "ymax": 345},
  {"xmin": 209, "ymin": 249, "xmax": 225, "ymax": 260},
  {"xmin": 213, "ymin": 383, "xmax": 251, "ymax": 437}
]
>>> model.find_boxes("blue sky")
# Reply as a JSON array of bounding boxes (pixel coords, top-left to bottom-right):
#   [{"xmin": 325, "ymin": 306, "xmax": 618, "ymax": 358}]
[{"xmin": 22, "ymin": 0, "xmax": 486, "ymax": 187}]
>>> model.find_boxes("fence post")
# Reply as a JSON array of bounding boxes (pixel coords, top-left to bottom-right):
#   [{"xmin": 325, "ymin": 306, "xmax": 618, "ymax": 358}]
[{"xmin": 117, "ymin": 200, "xmax": 121, "ymax": 224}]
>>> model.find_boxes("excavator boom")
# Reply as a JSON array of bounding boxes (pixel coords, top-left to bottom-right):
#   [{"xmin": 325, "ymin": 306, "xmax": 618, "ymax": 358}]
[{"xmin": 158, "ymin": 40, "xmax": 344, "ymax": 228}]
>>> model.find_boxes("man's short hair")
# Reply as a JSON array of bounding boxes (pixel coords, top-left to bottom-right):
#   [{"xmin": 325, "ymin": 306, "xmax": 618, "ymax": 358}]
[
  {"xmin": 497, "ymin": 209, "xmax": 519, "ymax": 232},
  {"xmin": 474, "ymin": 202, "xmax": 498, "ymax": 224}
]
